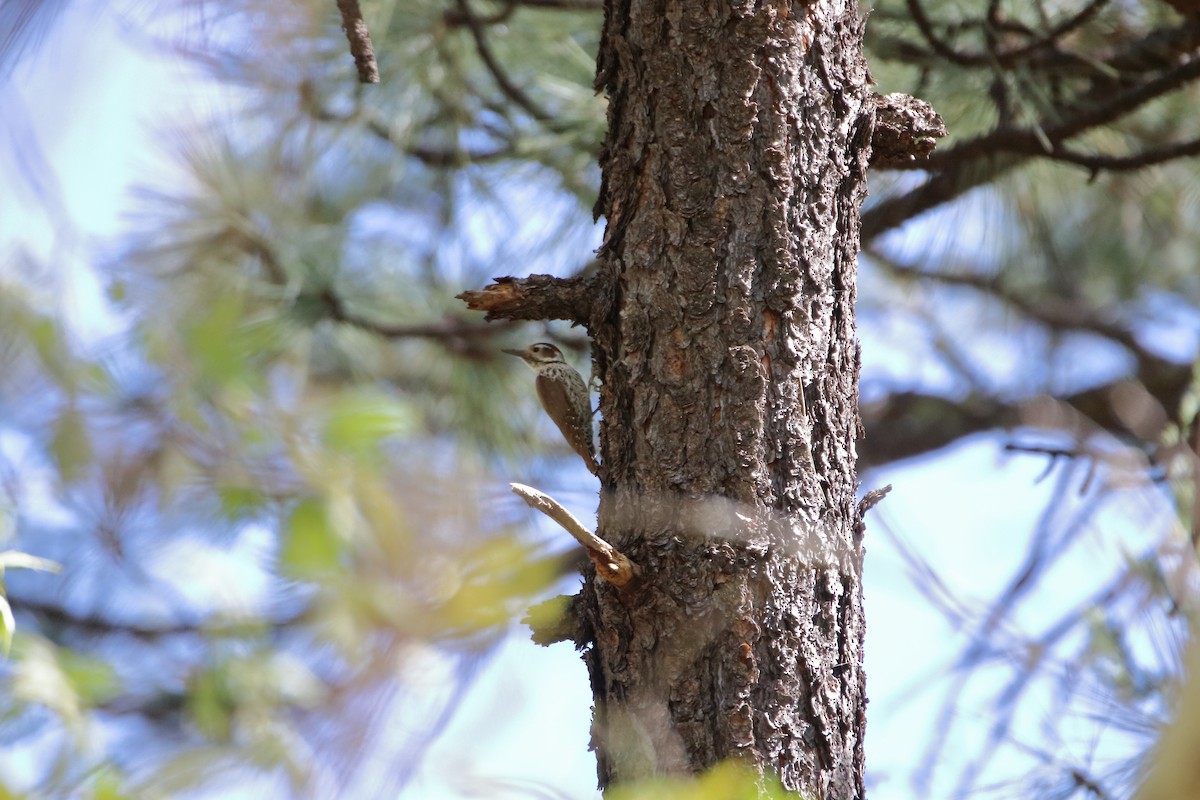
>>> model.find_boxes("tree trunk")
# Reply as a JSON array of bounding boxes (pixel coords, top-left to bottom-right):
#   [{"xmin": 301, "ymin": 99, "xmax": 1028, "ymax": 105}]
[{"xmin": 583, "ymin": 0, "xmax": 873, "ymax": 796}]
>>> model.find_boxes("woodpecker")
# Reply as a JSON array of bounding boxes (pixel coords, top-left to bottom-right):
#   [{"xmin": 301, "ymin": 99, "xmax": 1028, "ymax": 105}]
[{"xmin": 503, "ymin": 342, "xmax": 598, "ymax": 475}]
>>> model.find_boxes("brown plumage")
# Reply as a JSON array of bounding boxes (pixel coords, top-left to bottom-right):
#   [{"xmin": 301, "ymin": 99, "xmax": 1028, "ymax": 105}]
[{"xmin": 503, "ymin": 343, "xmax": 598, "ymax": 475}]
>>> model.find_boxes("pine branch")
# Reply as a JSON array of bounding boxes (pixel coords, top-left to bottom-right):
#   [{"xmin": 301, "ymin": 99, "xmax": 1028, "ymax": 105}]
[
  {"xmin": 451, "ymin": 0, "xmax": 556, "ymax": 127},
  {"xmin": 1040, "ymin": 135, "xmax": 1200, "ymax": 175},
  {"xmin": 858, "ymin": 358, "xmax": 1194, "ymax": 469},
  {"xmin": 12, "ymin": 595, "xmax": 310, "ymax": 640},
  {"xmin": 865, "ymin": 20, "xmax": 1200, "ymax": 238},
  {"xmin": 299, "ymin": 81, "xmax": 516, "ymax": 166},
  {"xmin": 917, "ymin": 56, "xmax": 1200, "ymax": 171},
  {"xmin": 904, "ymin": 0, "xmax": 1111, "ymax": 68}
]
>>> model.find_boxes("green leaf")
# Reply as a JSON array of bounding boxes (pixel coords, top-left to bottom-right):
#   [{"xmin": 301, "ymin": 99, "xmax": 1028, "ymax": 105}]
[
  {"xmin": 606, "ymin": 761, "xmax": 792, "ymax": 800},
  {"xmin": 187, "ymin": 293, "xmax": 249, "ymax": 385},
  {"xmin": 27, "ymin": 316, "xmax": 73, "ymax": 386},
  {"xmin": 90, "ymin": 767, "xmax": 130, "ymax": 800},
  {"xmin": 57, "ymin": 649, "xmax": 120, "ymax": 705},
  {"xmin": 155, "ymin": 445, "xmax": 200, "ymax": 506},
  {"xmin": 323, "ymin": 389, "xmax": 413, "ymax": 456},
  {"xmin": 217, "ymin": 486, "xmax": 266, "ymax": 519},
  {"xmin": 107, "ymin": 279, "xmax": 128, "ymax": 304},
  {"xmin": 0, "ymin": 595, "xmax": 12, "ymax": 656},
  {"xmin": 281, "ymin": 498, "xmax": 340, "ymax": 578},
  {"xmin": 188, "ymin": 665, "xmax": 234, "ymax": 742},
  {"xmin": 1179, "ymin": 361, "xmax": 1200, "ymax": 434},
  {"xmin": 50, "ymin": 405, "xmax": 93, "ymax": 483},
  {"xmin": 441, "ymin": 539, "xmax": 562, "ymax": 632},
  {"xmin": 10, "ymin": 636, "xmax": 80, "ymax": 720},
  {"xmin": 524, "ymin": 594, "xmax": 575, "ymax": 647}
]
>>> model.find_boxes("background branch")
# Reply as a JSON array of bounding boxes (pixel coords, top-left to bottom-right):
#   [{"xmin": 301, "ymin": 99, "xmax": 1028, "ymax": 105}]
[
  {"xmin": 11, "ymin": 595, "xmax": 311, "ymax": 641},
  {"xmin": 450, "ymin": 0, "xmax": 559, "ymax": 129},
  {"xmin": 859, "ymin": 361, "xmax": 1194, "ymax": 469},
  {"xmin": 335, "ymin": 0, "xmax": 379, "ymax": 83},
  {"xmin": 317, "ymin": 288, "xmax": 517, "ymax": 347}
]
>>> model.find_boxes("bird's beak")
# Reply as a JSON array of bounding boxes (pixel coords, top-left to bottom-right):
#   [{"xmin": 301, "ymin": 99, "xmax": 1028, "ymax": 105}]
[{"xmin": 501, "ymin": 348, "xmax": 524, "ymax": 358}]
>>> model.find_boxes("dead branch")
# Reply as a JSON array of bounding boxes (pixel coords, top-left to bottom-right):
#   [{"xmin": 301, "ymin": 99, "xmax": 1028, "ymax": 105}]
[
  {"xmin": 510, "ymin": 483, "xmax": 636, "ymax": 586},
  {"xmin": 870, "ymin": 93, "xmax": 947, "ymax": 167},
  {"xmin": 456, "ymin": 273, "xmax": 597, "ymax": 326}
]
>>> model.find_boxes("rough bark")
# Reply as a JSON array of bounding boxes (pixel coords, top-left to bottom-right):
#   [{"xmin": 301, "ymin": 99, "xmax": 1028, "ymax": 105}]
[{"xmin": 581, "ymin": 0, "xmax": 873, "ymax": 796}]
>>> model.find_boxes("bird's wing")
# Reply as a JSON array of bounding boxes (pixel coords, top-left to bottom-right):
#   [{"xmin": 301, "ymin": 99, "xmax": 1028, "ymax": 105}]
[{"xmin": 535, "ymin": 372, "xmax": 597, "ymax": 472}]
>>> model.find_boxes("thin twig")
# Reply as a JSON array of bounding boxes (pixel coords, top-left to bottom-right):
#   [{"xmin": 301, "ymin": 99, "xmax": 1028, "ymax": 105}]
[
  {"xmin": 869, "ymin": 249, "xmax": 1149, "ymax": 357},
  {"xmin": 299, "ymin": 82, "xmax": 514, "ymax": 166},
  {"xmin": 318, "ymin": 288, "xmax": 516, "ymax": 341},
  {"xmin": 857, "ymin": 484, "xmax": 893, "ymax": 516},
  {"xmin": 12, "ymin": 595, "xmax": 311, "ymax": 640},
  {"xmin": 881, "ymin": 15, "xmax": 1200, "ymax": 77},
  {"xmin": 510, "ymin": 483, "xmax": 636, "ymax": 586},
  {"xmin": 906, "ymin": 0, "xmax": 979, "ymax": 66},
  {"xmin": 336, "ymin": 0, "xmax": 380, "ymax": 84},
  {"xmin": 452, "ymin": 0, "xmax": 555, "ymax": 125},
  {"xmin": 917, "ymin": 57, "xmax": 1200, "ymax": 171},
  {"xmin": 237, "ymin": 231, "xmax": 513, "ymax": 346},
  {"xmin": 1043, "ymin": 135, "xmax": 1200, "ymax": 175},
  {"xmin": 866, "ymin": 54, "xmax": 1200, "ymax": 239},
  {"xmin": 905, "ymin": 0, "xmax": 1110, "ymax": 69}
]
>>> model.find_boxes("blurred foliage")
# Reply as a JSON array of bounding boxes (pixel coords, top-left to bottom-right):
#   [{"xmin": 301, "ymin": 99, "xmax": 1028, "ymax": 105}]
[
  {"xmin": 1138, "ymin": 640, "xmax": 1200, "ymax": 800},
  {"xmin": 0, "ymin": 551, "xmax": 61, "ymax": 654},
  {"xmin": 604, "ymin": 761, "xmax": 792, "ymax": 800},
  {"xmin": 1, "ymin": 0, "xmax": 610, "ymax": 793},
  {"xmin": 0, "ymin": 0, "xmax": 1198, "ymax": 797}
]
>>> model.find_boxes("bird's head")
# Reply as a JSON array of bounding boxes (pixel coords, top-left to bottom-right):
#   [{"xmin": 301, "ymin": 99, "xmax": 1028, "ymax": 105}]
[{"xmin": 502, "ymin": 342, "xmax": 567, "ymax": 369}]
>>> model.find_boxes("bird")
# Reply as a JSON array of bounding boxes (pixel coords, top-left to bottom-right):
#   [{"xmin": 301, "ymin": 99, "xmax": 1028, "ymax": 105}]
[{"xmin": 503, "ymin": 342, "xmax": 599, "ymax": 475}]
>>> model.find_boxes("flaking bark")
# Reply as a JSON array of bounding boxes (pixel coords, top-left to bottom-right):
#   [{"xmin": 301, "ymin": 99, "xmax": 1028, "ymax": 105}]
[{"xmin": 456, "ymin": 273, "xmax": 596, "ymax": 325}]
